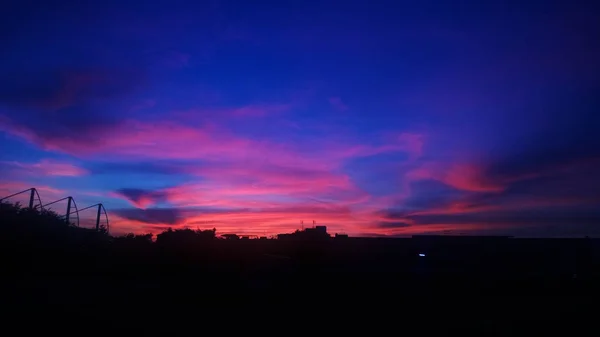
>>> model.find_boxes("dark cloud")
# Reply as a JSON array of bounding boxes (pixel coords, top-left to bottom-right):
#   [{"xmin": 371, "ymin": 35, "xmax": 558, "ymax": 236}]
[
  {"xmin": 411, "ymin": 208, "xmax": 600, "ymax": 226},
  {"xmin": 400, "ymin": 176, "xmax": 600, "ymax": 232},
  {"xmin": 0, "ymin": 71, "xmax": 62, "ymax": 109},
  {"xmin": 0, "ymin": 68, "xmax": 146, "ymax": 150},
  {"xmin": 0, "ymin": 68, "xmax": 145, "ymax": 111},
  {"xmin": 392, "ymin": 91, "xmax": 600, "ymax": 237},
  {"xmin": 374, "ymin": 209, "xmax": 413, "ymax": 229},
  {"xmin": 505, "ymin": 162, "xmax": 600, "ymax": 205},
  {"xmin": 377, "ymin": 209, "xmax": 408, "ymax": 220},
  {"xmin": 90, "ymin": 162, "xmax": 187, "ymax": 175},
  {"xmin": 403, "ymin": 180, "xmax": 467, "ymax": 211},
  {"xmin": 113, "ymin": 208, "xmax": 181, "ymax": 225},
  {"xmin": 383, "ymin": 153, "xmax": 600, "ymax": 236},
  {"xmin": 15, "ymin": 105, "xmax": 119, "ymax": 143},
  {"xmin": 114, "ymin": 188, "xmax": 168, "ymax": 208},
  {"xmin": 354, "ymin": 233, "xmax": 391, "ymax": 238},
  {"xmin": 377, "ymin": 221, "xmax": 411, "ymax": 228},
  {"xmin": 376, "ymin": 200, "xmax": 600, "ymax": 236},
  {"xmin": 413, "ymin": 209, "xmax": 600, "ymax": 238},
  {"xmin": 485, "ymin": 89, "xmax": 600, "ymax": 182}
]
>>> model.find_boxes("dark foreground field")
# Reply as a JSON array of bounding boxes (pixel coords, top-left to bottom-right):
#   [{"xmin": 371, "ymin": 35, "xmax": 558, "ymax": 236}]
[
  {"xmin": 1, "ymin": 203, "xmax": 598, "ymax": 332},
  {"xmin": 4, "ymin": 240, "xmax": 596, "ymax": 333}
]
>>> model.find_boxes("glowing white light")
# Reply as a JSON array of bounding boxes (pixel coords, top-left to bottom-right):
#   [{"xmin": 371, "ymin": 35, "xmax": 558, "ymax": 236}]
[{"xmin": 418, "ymin": 253, "xmax": 426, "ymax": 257}]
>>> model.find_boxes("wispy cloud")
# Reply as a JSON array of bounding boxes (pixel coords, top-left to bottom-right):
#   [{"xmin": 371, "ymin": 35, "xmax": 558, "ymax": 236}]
[
  {"xmin": 406, "ymin": 162, "xmax": 506, "ymax": 193},
  {"xmin": 0, "ymin": 181, "xmax": 66, "ymax": 206},
  {"xmin": 0, "ymin": 159, "xmax": 87, "ymax": 177},
  {"xmin": 0, "ymin": 116, "xmax": 423, "ymax": 168},
  {"xmin": 229, "ymin": 103, "xmax": 291, "ymax": 117}
]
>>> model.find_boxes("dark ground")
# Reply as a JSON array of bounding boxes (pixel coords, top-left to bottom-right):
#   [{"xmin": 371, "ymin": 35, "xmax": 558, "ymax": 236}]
[{"xmin": 1, "ymin": 205, "xmax": 598, "ymax": 332}]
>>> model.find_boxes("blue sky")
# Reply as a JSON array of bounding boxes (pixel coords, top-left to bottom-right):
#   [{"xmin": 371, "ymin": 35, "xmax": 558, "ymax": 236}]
[{"xmin": 1, "ymin": 0, "xmax": 599, "ymax": 236}]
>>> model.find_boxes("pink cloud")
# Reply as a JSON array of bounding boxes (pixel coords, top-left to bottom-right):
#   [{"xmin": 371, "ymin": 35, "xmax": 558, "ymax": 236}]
[
  {"xmin": 3, "ymin": 114, "xmax": 450, "ymax": 237},
  {"xmin": 134, "ymin": 206, "xmax": 388, "ymax": 237},
  {"xmin": 0, "ymin": 181, "xmax": 66, "ymax": 206},
  {"xmin": 1, "ymin": 116, "xmax": 423, "ymax": 172},
  {"xmin": 161, "ymin": 178, "xmax": 368, "ymax": 209},
  {"xmin": 406, "ymin": 162, "xmax": 505, "ymax": 193},
  {"xmin": 107, "ymin": 202, "xmax": 504, "ymax": 238},
  {"xmin": 2, "ymin": 116, "xmax": 426, "ymax": 236},
  {"xmin": 109, "ymin": 162, "xmax": 371, "ymax": 211},
  {"xmin": 0, "ymin": 118, "xmax": 254, "ymax": 161},
  {"xmin": 186, "ymin": 164, "xmax": 357, "ymax": 194},
  {"xmin": 109, "ymin": 215, "xmax": 153, "ymax": 236},
  {"xmin": 2, "ymin": 159, "xmax": 87, "ymax": 177},
  {"xmin": 105, "ymin": 152, "xmax": 600, "ymax": 237},
  {"xmin": 336, "ymin": 132, "xmax": 425, "ymax": 160},
  {"xmin": 107, "ymin": 162, "xmax": 385, "ymax": 236},
  {"xmin": 106, "ymin": 197, "xmax": 393, "ymax": 237}
]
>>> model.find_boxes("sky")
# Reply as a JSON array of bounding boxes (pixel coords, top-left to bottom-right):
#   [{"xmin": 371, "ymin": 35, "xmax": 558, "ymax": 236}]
[{"xmin": 1, "ymin": 0, "xmax": 599, "ymax": 237}]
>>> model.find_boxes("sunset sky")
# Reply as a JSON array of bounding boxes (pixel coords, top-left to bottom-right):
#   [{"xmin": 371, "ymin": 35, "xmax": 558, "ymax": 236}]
[{"xmin": 1, "ymin": 1, "xmax": 599, "ymax": 237}]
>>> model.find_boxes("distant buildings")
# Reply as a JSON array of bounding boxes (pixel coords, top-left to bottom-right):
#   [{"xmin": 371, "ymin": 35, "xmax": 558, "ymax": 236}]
[
  {"xmin": 278, "ymin": 225, "xmax": 330, "ymax": 241},
  {"xmin": 221, "ymin": 225, "xmax": 349, "ymax": 241},
  {"xmin": 221, "ymin": 234, "xmax": 257, "ymax": 240}
]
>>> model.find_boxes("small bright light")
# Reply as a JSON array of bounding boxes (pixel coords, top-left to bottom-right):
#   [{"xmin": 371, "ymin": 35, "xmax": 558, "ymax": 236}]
[{"xmin": 418, "ymin": 253, "xmax": 426, "ymax": 257}]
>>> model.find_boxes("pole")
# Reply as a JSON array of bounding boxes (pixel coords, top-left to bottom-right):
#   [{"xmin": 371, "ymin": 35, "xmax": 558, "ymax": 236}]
[
  {"xmin": 28, "ymin": 188, "xmax": 35, "ymax": 209},
  {"xmin": 96, "ymin": 204, "xmax": 102, "ymax": 231},
  {"xmin": 65, "ymin": 197, "xmax": 72, "ymax": 225}
]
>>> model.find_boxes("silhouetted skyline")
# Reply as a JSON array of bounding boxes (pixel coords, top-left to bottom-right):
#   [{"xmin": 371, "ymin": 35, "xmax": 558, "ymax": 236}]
[{"xmin": 1, "ymin": 1, "xmax": 599, "ymax": 237}]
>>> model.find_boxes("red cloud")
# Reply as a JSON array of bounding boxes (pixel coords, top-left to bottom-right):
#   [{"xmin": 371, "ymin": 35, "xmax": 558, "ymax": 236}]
[
  {"xmin": 105, "ymin": 153, "xmax": 600, "ymax": 237},
  {"xmin": 407, "ymin": 162, "xmax": 505, "ymax": 193},
  {"xmin": 440, "ymin": 164, "xmax": 506, "ymax": 192},
  {"xmin": 107, "ymin": 161, "xmax": 387, "ymax": 236},
  {"xmin": 110, "ymin": 162, "xmax": 370, "ymax": 211},
  {"xmin": 107, "ymin": 204, "xmax": 498, "ymax": 238},
  {"xmin": 137, "ymin": 206, "xmax": 388, "ymax": 237}
]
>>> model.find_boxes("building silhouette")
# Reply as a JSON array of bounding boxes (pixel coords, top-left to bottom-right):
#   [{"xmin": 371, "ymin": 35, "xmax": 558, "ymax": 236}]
[{"xmin": 278, "ymin": 225, "xmax": 330, "ymax": 241}]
